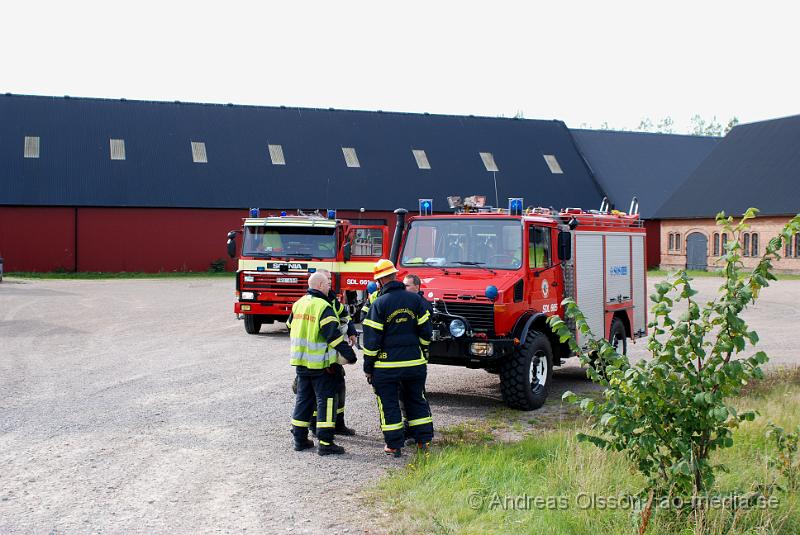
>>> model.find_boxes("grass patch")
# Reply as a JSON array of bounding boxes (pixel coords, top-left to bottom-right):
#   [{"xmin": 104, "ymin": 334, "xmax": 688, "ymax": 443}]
[
  {"xmin": 5, "ymin": 271, "xmax": 234, "ymax": 279},
  {"xmin": 369, "ymin": 371, "xmax": 800, "ymax": 534}
]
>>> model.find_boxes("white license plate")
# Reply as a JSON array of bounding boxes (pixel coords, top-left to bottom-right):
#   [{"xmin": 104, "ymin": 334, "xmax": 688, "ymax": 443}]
[{"xmin": 276, "ymin": 277, "xmax": 298, "ymax": 283}]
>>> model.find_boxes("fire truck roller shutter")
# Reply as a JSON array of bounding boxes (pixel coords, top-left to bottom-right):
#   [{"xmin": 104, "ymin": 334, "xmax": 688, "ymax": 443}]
[{"xmin": 574, "ymin": 233, "xmax": 604, "ymax": 347}]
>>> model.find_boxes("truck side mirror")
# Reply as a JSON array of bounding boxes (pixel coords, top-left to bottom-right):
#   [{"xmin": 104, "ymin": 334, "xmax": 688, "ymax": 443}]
[
  {"xmin": 343, "ymin": 241, "xmax": 352, "ymax": 262},
  {"xmin": 227, "ymin": 238, "xmax": 237, "ymax": 259},
  {"xmin": 558, "ymin": 230, "xmax": 572, "ymax": 262}
]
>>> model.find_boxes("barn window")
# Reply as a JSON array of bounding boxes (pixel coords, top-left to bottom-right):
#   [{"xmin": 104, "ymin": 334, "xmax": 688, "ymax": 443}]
[
  {"xmin": 191, "ymin": 141, "xmax": 208, "ymax": 163},
  {"xmin": 675, "ymin": 233, "xmax": 681, "ymax": 252},
  {"xmin": 412, "ymin": 149, "xmax": 431, "ymax": 170},
  {"xmin": 268, "ymin": 144, "xmax": 286, "ymax": 165},
  {"xmin": 479, "ymin": 152, "xmax": 499, "ymax": 172},
  {"xmin": 713, "ymin": 233, "xmax": 720, "ymax": 256},
  {"xmin": 743, "ymin": 233, "xmax": 750, "ymax": 257},
  {"xmin": 24, "ymin": 136, "xmax": 40, "ymax": 158},
  {"xmin": 751, "ymin": 233, "xmax": 759, "ymax": 257},
  {"xmin": 543, "ymin": 154, "xmax": 563, "ymax": 174},
  {"xmin": 668, "ymin": 233, "xmax": 674, "ymax": 251},
  {"xmin": 786, "ymin": 237, "xmax": 794, "ymax": 258},
  {"xmin": 342, "ymin": 147, "xmax": 360, "ymax": 168},
  {"xmin": 721, "ymin": 233, "xmax": 728, "ymax": 253},
  {"xmin": 796, "ymin": 235, "xmax": 800, "ymax": 258},
  {"xmin": 110, "ymin": 139, "xmax": 126, "ymax": 160}
]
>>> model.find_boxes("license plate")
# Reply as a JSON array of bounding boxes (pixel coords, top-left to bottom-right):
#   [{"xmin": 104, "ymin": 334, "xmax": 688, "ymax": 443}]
[{"xmin": 276, "ymin": 277, "xmax": 298, "ymax": 283}]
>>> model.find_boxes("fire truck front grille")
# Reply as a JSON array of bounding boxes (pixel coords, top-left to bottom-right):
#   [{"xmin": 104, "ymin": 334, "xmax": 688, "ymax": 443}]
[
  {"xmin": 441, "ymin": 302, "xmax": 495, "ymax": 335},
  {"xmin": 243, "ymin": 273, "xmax": 309, "ymax": 300}
]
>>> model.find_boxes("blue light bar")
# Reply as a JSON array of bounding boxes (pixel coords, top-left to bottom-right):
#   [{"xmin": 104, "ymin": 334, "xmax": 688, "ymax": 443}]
[
  {"xmin": 327, "ymin": 209, "xmax": 336, "ymax": 220},
  {"xmin": 280, "ymin": 211, "xmax": 287, "ymax": 217},
  {"xmin": 508, "ymin": 198, "xmax": 524, "ymax": 216},
  {"xmin": 419, "ymin": 198, "xmax": 433, "ymax": 216},
  {"xmin": 249, "ymin": 207, "xmax": 260, "ymax": 218}
]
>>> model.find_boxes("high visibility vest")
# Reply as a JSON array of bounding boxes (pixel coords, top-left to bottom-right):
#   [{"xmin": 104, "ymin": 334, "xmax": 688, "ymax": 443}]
[
  {"xmin": 361, "ymin": 289, "xmax": 379, "ymax": 315},
  {"xmin": 289, "ymin": 295, "xmax": 339, "ymax": 369}
]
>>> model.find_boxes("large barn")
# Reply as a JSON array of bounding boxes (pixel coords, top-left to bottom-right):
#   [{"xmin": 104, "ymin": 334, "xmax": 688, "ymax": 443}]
[{"xmin": 0, "ymin": 93, "xmax": 750, "ymax": 273}]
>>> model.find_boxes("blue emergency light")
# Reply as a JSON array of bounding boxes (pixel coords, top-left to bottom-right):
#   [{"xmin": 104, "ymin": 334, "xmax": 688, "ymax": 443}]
[
  {"xmin": 327, "ymin": 209, "xmax": 336, "ymax": 220},
  {"xmin": 280, "ymin": 211, "xmax": 287, "ymax": 217},
  {"xmin": 249, "ymin": 208, "xmax": 260, "ymax": 218},
  {"xmin": 419, "ymin": 198, "xmax": 433, "ymax": 216},
  {"xmin": 508, "ymin": 198, "xmax": 524, "ymax": 216}
]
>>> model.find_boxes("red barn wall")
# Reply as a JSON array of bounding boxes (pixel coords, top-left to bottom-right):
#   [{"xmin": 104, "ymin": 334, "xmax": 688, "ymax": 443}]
[
  {"xmin": 0, "ymin": 206, "xmax": 76, "ymax": 271},
  {"xmin": 644, "ymin": 219, "xmax": 661, "ymax": 269}
]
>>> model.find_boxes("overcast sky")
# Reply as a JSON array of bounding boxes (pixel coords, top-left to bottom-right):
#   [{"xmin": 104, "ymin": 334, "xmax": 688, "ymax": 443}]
[{"xmin": 1, "ymin": 1, "xmax": 797, "ymax": 132}]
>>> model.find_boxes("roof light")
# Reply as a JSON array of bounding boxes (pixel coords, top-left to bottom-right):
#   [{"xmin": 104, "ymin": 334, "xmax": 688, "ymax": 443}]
[
  {"xmin": 250, "ymin": 208, "xmax": 260, "ymax": 218},
  {"xmin": 509, "ymin": 198, "xmax": 523, "ymax": 216},
  {"xmin": 327, "ymin": 209, "xmax": 336, "ymax": 220},
  {"xmin": 419, "ymin": 198, "xmax": 433, "ymax": 216},
  {"xmin": 280, "ymin": 211, "xmax": 287, "ymax": 217}
]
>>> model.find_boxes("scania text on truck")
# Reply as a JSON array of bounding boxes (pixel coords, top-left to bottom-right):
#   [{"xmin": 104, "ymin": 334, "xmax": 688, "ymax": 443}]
[
  {"xmin": 227, "ymin": 209, "xmax": 388, "ymax": 334},
  {"xmin": 393, "ymin": 196, "xmax": 647, "ymax": 410}
]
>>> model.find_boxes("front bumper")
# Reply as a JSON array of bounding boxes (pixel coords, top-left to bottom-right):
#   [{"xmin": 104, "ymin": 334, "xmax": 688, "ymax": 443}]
[
  {"xmin": 234, "ymin": 300, "xmax": 292, "ymax": 319},
  {"xmin": 427, "ymin": 337, "xmax": 516, "ymax": 368}
]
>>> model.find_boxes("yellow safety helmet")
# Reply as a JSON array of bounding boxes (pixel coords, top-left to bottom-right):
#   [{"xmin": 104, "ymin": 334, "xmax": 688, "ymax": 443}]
[{"xmin": 373, "ymin": 258, "xmax": 398, "ymax": 280}]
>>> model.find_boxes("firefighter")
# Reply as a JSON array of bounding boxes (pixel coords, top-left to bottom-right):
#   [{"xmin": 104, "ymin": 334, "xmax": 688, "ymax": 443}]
[
  {"xmin": 360, "ymin": 280, "xmax": 379, "ymax": 317},
  {"xmin": 362, "ymin": 259, "xmax": 434, "ymax": 457},
  {"xmin": 288, "ymin": 272, "xmax": 357, "ymax": 455}
]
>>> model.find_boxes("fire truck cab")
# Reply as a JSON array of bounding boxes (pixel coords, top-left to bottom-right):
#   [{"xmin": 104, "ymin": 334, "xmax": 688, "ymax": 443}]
[
  {"xmin": 227, "ymin": 209, "xmax": 388, "ymax": 334},
  {"xmin": 394, "ymin": 197, "xmax": 647, "ymax": 410}
]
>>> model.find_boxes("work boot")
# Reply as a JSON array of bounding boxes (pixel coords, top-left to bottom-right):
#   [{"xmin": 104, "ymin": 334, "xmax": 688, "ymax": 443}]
[
  {"xmin": 384, "ymin": 446, "xmax": 402, "ymax": 458},
  {"xmin": 318, "ymin": 442, "xmax": 346, "ymax": 456},
  {"xmin": 293, "ymin": 438, "xmax": 314, "ymax": 451},
  {"xmin": 335, "ymin": 423, "xmax": 356, "ymax": 436},
  {"xmin": 417, "ymin": 442, "xmax": 431, "ymax": 454}
]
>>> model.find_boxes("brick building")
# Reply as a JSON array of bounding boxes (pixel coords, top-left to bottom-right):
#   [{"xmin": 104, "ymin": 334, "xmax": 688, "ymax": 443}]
[{"xmin": 655, "ymin": 115, "xmax": 800, "ymax": 273}]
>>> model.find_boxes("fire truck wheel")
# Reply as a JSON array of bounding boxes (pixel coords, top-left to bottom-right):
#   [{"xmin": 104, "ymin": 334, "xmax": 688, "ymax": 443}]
[
  {"xmin": 500, "ymin": 330, "xmax": 553, "ymax": 410},
  {"xmin": 609, "ymin": 318, "xmax": 627, "ymax": 355},
  {"xmin": 244, "ymin": 314, "xmax": 262, "ymax": 334}
]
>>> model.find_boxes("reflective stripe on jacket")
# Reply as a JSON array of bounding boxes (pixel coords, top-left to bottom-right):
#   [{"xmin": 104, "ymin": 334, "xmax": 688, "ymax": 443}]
[{"xmin": 288, "ymin": 291, "xmax": 354, "ymax": 370}]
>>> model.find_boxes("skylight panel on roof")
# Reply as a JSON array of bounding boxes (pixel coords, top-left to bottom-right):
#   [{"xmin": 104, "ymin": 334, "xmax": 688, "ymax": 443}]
[
  {"xmin": 480, "ymin": 152, "xmax": 499, "ymax": 172},
  {"xmin": 268, "ymin": 144, "xmax": 286, "ymax": 165},
  {"xmin": 24, "ymin": 136, "xmax": 40, "ymax": 158},
  {"xmin": 110, "ymin": 139, "xmax": 126, "ymax": 161},
  {"xmin": 543, "ymin": 154, "xmax": 563, "ymax": 174},
  {"xmin": 412, "ymin": 149, "xmax": 431, "ymax": 170},
  {"xmin": 191, "ymin": 141, "xmax": 208, "ymax": 163},
  {"xmin": 342, "ymin": 147, "xmax": 360, "ymax": 168}
]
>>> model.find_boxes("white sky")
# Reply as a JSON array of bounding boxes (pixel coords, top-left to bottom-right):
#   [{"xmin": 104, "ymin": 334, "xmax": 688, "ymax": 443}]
[{"xmin": 1, "ymin": 0, "xmax": 797, "ymax": 132}]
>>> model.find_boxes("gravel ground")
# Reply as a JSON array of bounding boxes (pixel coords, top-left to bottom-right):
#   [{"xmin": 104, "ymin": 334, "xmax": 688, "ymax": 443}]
[{"xmin": 1, "ymin": 275, "xmax": 798, "ymax": 533}]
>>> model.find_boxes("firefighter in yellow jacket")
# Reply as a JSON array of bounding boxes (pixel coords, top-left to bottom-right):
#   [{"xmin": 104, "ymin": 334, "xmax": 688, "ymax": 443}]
[
  {"xmin": 288, "ymin": 272, "xmax": 357, "ymax": 455},
  {"xmin": 362, "ymin": 259, "xmax": 434, "ymax": 457}
]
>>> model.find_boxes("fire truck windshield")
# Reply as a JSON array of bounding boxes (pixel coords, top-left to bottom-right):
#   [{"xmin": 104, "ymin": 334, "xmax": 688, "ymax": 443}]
[
  {"xmin": 400, "ymin": 219, "xmax": 522, "ymax": 270},
  {"xmin": 242, "ymin": 226, "xmax": 337, "ymax": 259}
]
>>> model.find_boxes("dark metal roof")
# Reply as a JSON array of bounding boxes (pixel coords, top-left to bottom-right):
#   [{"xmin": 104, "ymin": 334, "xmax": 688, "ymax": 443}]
[
  {"xmin": 0, "ymin": 94, "xmax": 604, "ymax": 212},
  {"xmin": 571, "ymin": 129, "xmax": 720, "ymax": 218},
  {"xmin": 655, "ymin": 115, "xmax": 800, "ymax": 218}
]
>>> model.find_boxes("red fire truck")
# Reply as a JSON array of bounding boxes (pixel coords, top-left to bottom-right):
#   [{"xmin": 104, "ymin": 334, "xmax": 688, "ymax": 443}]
[
  {"xmin": 227, "ymin": 209, "xmax": 388, "ymax": 334},
  {"xmin": 393, "ymin": 196, "xmax": 647, "ymax": 410}
]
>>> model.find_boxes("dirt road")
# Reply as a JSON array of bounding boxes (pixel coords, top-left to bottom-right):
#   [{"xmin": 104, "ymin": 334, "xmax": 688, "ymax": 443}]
[{"xmin": 1, "ymin": 275, "xmax": 797, "ymax": 533}]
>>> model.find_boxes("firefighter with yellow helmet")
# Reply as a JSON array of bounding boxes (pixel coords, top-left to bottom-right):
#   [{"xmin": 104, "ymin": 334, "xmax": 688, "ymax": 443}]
[{"xmin": 362, "ymin": 259, "xmax": 434, "ymax": 457}]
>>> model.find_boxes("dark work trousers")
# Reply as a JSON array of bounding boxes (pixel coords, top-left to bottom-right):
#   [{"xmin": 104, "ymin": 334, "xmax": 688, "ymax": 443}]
[
  {"xmin": 372, "ymin": 365, "xmax": 433, "ymax": 449},
  {"xmin": 292, "ymin": 371, "xmax": 339, "ymax": 445},
  {"xmin": 292, "ymin": 366, "xmax": 347, "ymax": 431}
]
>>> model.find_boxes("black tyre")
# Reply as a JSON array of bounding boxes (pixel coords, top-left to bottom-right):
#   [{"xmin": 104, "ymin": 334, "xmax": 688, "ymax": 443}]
[
  {"xmin": 244, "ymin": 314, "xmax": 262, "ymax": 334},
  {"xmin": 500, "ymin": 330, "xmax": 553, "ymax": 410},
  {"xmin": 589, "ymin": 318, "xmax": 627, "ymax": 378},
  {"xmin": 609, "ymin": 317, "xmax": 627, "ymax": 355}
]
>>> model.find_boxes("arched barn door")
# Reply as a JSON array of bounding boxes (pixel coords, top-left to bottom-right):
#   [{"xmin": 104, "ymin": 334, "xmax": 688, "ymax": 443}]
[{"xmin": 686, "ymin": 232, "xmax": 708, "ymax": 271}]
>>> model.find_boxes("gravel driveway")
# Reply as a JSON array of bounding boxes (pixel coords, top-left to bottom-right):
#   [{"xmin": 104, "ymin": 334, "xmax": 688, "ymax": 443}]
[{"xmin": 1, "ymin": 275, "xmax": 797, "ymax": 533}]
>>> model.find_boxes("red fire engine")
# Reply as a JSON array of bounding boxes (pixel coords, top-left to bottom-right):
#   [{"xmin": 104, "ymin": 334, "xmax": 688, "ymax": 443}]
[
  {"xmin": 392, "ymin": 196, "xmax": 647, "ymax": 410},
  {"xmin": 227, "ymin": 209, "xmax": 388, "ymax": 334}
]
